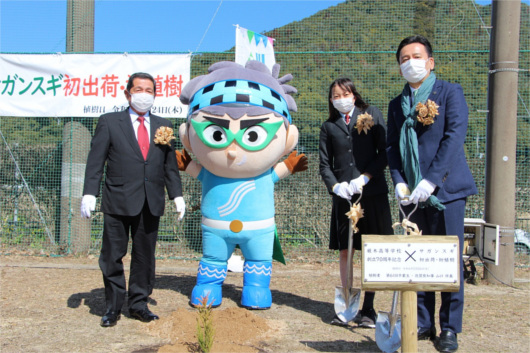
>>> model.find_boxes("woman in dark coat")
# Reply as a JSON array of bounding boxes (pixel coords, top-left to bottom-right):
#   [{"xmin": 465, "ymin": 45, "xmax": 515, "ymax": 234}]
[{"xmin": 319, "ymin": 78, "xmax": 393, "ymax": 328}]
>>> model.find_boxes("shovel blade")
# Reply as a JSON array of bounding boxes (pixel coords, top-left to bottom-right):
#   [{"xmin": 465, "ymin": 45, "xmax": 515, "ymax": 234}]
[
  {"xmin": 375, "ymin": 311, "xmax": 402, "ymax": 353},
  {"xmin": 334, "ymin": 286, "xmax": 361, "ymax": 323}
]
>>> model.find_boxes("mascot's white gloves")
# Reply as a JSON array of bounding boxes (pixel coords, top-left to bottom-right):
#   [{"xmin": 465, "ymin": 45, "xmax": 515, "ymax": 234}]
[
  {"xmin": 407, "ymin": 179, "xmax": 436, "ymax": 205},
  {"xmin": 333, "ymin": 182, "xmax": 353, "ymax": 200},
  {"xmin": 174, "ymin": 197, "xmax": 186, "ymax": 221},
  {"xmin": 349, "ymin": 175, "xmax": 370, "ymax": 194},
  {"xmin": 80, "ymin": 195, "xmax": 96, "ymax": 219}
]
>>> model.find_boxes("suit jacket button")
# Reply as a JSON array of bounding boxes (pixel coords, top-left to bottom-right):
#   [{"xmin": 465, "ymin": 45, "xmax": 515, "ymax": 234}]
[{"xmin": 145, "ymin": 178, "xmax": 148, "ymax": 181}]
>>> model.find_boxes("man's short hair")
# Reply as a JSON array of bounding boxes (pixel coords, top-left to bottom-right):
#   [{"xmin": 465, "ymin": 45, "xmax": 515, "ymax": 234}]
[
  {"xmin": 396, "ymin": 35, "xmax": 434, "ymax": 63},
  {"xmin": 126, "ymin": 72, "xmax": 156, "ymax": 94}
]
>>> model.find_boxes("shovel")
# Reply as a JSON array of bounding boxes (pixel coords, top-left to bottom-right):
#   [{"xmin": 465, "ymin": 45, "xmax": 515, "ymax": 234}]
[
  {"xmin": 375, "ymin": 291, "xmax": 401, "ymax": 353},
  {"xmin": 375, "ymin": 202, "xmax": 420, "ymax": 352},
  {"xmin": 334, "ymin": 193, "xmax": 362, "ymax": 323}
]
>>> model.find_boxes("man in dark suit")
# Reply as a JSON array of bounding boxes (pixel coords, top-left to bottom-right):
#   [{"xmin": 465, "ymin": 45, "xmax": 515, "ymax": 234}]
[
  {"xmin": 80, "ymin": 72, "xmax": 185, "ymax": 327},
  {"xmin": 386, "ymin": 35, "xmax": 477, "ymax": 353}
]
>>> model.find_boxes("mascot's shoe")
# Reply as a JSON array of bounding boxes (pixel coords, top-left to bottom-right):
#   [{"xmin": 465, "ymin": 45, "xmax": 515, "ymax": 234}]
[
  {"xmin": 190, "ymin": 262, "xmax": 227, "ymax": 307},
  {"xmin": 241, "ymin": 261, "xmax": 272, "ymax": 309}
]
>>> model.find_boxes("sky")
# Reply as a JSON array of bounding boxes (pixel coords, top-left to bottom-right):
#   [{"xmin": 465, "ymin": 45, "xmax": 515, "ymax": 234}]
[
  {"xmin": 0, "ymin": 0, "xmax": 347, "ymax": 53},
  {"xmin": 1, "ymin": 0, "xmax": 524, "ymax": 54}
]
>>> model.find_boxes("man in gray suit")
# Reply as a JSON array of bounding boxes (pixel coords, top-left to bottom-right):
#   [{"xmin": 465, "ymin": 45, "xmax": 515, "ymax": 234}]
[{"xmin": 81, "ymin": 72, "xmax": 185, "ymax": 327}]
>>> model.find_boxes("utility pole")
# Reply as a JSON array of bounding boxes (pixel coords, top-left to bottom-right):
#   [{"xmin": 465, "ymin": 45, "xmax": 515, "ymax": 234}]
[
  {"xmin": 484, "ymin": 0, "xmax": 521, "ymax": 284},
  {"xmin": 66, "ymin": 0, "xmax": 94, "ymax": 52},
  {"xmin": 60, "ymin": 0, "xmax": 95, "ymax": 253}
]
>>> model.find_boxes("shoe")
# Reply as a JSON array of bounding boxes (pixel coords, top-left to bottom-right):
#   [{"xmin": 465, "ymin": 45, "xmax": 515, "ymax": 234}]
[
  {"xmin": 418, "ymin": 326, "xmax": 437, "ymax": 341},
  {"xmin": 100, "ymin": 311, "xmax": 121, "ymax": 327},
  {"xmin": 330, "ymin": 314, "xmax": 349, "ymax": 327},
  {"xmin": 353, "ymin": 311, "xmax": 362, "ymax": 324},
  {"xmin": 129, "ymin": 308, "xmax": 159, "ymax": 322},
  {"xmin": 358, "ymin": 308, "xmax": 377, "ymax": 328},
  {"xmin": 435, "ymin": 331, "xmax": 458, "ymax": 353}
]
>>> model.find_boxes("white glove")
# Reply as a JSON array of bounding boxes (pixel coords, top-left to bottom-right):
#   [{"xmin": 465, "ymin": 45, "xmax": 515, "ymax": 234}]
[
  {"xmin": 333, "ymin": 182, "xmax": 353, "ymax": 200},
  {"xmin": 349, "ymin": 175, "xmax": 370, "ymax": 194},
  {"xmin": 80, "ymin": 195, "xmax": 96, "ymax": 219},
  {"xmin": 174, "ymin": 196, "xmax": 186, "ymax": 221},
  {"xmin": 408, "ymin": 179, "xmax": 436, "ymax": 204},
  {"xmin": 395, "ymin": 183, "xmax": 411, "ymax": 200}
]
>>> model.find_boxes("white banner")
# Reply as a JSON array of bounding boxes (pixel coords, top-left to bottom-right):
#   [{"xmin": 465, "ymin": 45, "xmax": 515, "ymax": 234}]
[
  {"xmin": 0, "ymin": 54, "xmax": 190, "ymax": 118},
  {"xmin": 235, "ymin": 25, "xmax": 276, "ymax": 72}
]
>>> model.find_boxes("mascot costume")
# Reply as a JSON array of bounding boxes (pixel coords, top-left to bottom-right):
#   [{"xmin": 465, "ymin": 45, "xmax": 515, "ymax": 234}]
[{"xmin": 176, "ymin": 60, "xmax": 307, "ymax": 309}]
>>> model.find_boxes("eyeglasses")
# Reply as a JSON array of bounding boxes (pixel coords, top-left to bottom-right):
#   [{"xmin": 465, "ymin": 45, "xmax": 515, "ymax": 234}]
[{"xmin": 190, "ymin": 119, "xmax": 283, "ymax": 151}]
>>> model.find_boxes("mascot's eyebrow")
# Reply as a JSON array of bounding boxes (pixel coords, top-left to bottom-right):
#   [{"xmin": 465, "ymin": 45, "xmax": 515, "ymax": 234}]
[
  {"xmin": 240, "ymin": 118, "xmax": 269, "ymax": 129},
  {"xmin": 203, "ymin": 116, "xmax": 230, "ymax": 129}
]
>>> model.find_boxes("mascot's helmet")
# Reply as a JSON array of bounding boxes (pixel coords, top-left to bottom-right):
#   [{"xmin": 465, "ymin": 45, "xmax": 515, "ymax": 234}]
[{"xmin": 179, "ymin": 61, "xmax": 297, "ymax": 124}]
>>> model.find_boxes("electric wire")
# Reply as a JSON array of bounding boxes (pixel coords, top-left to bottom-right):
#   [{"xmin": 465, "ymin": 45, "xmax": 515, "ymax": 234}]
[{"xmin": 470, "ymin": 248, "xmax": 525, "ymax": 290}]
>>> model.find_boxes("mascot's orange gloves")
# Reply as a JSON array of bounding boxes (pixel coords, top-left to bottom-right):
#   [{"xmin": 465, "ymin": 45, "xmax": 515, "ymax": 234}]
[
  {"xmin": 284, "ymin": 151, "xmax": 308, "ymax": 174},
  {"xmin": 175, "ymin": 149, "xmax": 192, "ymax": 171}
]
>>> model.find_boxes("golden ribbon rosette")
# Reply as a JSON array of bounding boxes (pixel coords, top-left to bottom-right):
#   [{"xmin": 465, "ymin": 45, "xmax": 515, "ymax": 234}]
[
  {"xmin": 346, "ymin": 203, "xmax": 364, "ymax": 233},
  {"xmin": 415, "ymin": 99, "xmax": 439, "ymax": 126},
  {"xmin": 393, "ymin": 218, "xmax": 422, "ymax": 236},
  {"xmin": 153, "ymin": 126, "xmax": 176, "ymax": 145},
  {"xmin": 354, "ymin": 112, "xmax": 374, "ymax": 135}
]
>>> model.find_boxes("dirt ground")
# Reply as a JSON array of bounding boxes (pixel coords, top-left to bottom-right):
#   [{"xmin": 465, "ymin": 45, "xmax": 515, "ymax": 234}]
[{"xmin": 1, "ymin": 253, "xmax": 529, "ymax": 353}]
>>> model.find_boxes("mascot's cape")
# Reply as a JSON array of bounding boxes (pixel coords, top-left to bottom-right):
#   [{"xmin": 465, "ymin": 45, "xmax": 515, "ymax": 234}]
[{"xmin": 273, "ymin": 229, "xmax": 285, "ymax": 264}]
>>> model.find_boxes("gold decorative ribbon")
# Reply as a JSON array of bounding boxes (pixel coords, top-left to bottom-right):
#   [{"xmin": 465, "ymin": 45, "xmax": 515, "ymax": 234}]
[{"xmin": 346, "ymin": 203, "xmax": 364, "ymax": 233}]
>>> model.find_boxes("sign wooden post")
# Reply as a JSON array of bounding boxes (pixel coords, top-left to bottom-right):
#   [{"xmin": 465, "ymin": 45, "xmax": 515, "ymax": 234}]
[
  {"xmin": 362, "ymin": 234, "xmax": 460, "ymax": 353},
  {"xmin": 401, "ymin": 291, "xmax": 417, "ymax": 352}
]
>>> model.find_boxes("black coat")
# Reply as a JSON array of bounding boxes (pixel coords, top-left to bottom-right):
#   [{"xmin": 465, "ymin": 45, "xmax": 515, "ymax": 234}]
[
  {"xmin": 319, "ymin": 105, "xmax": 389, "ymax": 197},
  {"xmin": 82, "ymin": 109, "xmax": 182, "ymax": 217}
]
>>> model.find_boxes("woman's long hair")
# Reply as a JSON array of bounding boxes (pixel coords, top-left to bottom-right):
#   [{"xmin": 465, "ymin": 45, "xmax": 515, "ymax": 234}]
[{"xmin": 327, "ymin": 78, "xmax": 369, "ymax": 120}]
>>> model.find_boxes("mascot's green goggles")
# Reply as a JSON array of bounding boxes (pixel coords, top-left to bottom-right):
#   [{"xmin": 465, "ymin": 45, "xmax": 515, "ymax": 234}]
[{"xmin": 191, "ymin": 119, "xmax": 283, "ymax": 151}]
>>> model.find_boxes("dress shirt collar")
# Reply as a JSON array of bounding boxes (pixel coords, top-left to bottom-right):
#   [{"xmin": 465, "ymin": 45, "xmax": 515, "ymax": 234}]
[
  {"xmin": 340, "ymin": 106, "xmax": 355, "ymax": 123},
  {"xmin": 129, "ymin": 108, "xmax": 150, "ymax": 124}
]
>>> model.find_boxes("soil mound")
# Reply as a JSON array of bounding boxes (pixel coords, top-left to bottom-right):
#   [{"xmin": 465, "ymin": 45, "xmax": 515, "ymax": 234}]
[{"xmin": 149, "ymin": 307, "xmax": 279, "ymax": 352}]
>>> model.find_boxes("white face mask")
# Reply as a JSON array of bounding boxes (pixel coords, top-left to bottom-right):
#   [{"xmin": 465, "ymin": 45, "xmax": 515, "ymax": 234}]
[
  {"xmin": 130, "ymin": 92, "xmax": 154, "ymax": 113},
  {"xmin": 332, "ymin": 98, "xmax": 355, "ymax": 114},
  {"xmin": 400, "ymin": 59, "xmax": 429, "ymax": 83}
]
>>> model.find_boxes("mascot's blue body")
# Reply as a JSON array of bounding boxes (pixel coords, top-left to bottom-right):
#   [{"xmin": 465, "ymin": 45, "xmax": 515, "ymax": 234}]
[{"xmin": 177, "ymin": 60, "xmax": 307, "ymax": 309}]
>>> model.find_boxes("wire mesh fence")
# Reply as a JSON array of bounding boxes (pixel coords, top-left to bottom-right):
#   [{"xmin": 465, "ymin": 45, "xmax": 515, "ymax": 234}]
[{"xmin": 1, "ymin": 1, "xmax": 529, "ymax": 266}]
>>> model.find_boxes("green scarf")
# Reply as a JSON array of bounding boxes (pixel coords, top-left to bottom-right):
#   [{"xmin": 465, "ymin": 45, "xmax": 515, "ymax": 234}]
[{"xmin": 399, "ymin": 72, "xmax": 445, "ymax": 211}]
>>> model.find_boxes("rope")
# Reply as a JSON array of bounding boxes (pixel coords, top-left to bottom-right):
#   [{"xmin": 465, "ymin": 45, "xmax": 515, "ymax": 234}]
[{"xmin": 470, "ymin": 0, "xmax": 491, "ymax": 37}]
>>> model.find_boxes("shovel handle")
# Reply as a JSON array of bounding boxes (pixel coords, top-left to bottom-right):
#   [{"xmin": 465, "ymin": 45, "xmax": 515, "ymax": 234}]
[
  {"xmin": 345, "ymin": 190, "xmax": 362, "ymax": 290},
  {"xmin": 388, "ymin": 291, "xmax": 400, "ymax": 337},
  {"xmin": 346, "ymin": 218, "xmax": 354, "ymax": 291},
  {"xmin": 398, "ymin": 201, "xmax": 418, "ymax": 222},
  {"xmin": 348, "ymin": 189, "xmax": 363, "ymax": 208}
]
